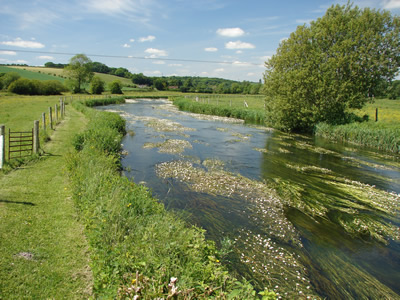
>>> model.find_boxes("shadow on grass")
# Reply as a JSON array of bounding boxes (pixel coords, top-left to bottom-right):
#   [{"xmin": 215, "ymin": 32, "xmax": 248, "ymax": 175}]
[{"xmin": 0, "ymin": 199, "xmax": 35, "ymax": 206}]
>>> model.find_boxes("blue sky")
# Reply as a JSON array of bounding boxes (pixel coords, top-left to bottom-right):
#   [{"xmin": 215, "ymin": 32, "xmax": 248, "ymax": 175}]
[{"xmin": 0, "ymin": 0, "xmax": 399, "ymax": 82}]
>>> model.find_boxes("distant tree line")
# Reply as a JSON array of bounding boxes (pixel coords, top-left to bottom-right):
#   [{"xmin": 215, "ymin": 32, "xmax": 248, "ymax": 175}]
[
  {"xmin": 44, "ymin": 60, "xmax": 262, "ymax": 94},
  {"xmin": 132, "ymin": 73, "xmax": 262, "ymax": 94}
]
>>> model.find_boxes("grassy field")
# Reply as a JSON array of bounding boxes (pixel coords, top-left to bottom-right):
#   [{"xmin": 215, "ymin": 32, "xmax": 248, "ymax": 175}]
[
  {"xmin": 356, "ymin": 98, "xmax": 400, "ymax": 126},
  {"xmin": 0, "ymin": 103, "xmax": 93, "ymax": 299},
  {"xmin": 10, "ymin": 66, "xmax": 134, "ymax": 86},
  {"xmin": 0, "ymin": 66, "xmax": 64, "ymax": 82},
  {"xmin": 315, "ymin": 98, "xmax": 400, "ymax": 153}
]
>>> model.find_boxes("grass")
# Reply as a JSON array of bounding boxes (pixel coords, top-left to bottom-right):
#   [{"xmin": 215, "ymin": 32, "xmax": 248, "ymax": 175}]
[
  {"xmin": 10, "ymin": 66, "xmax": 134, "ymax": 86},
  {"xmin": 66, "ymin": 99, "xmax": 259, "ymax": 298},
  {"xmin": 0, "ymin": 66, "xmax": 64, "ymax": 82},
  {"xmin": 0, "ymin": 105, "xmax": 93, "ymax": 299},
  {"xmin": 315, "ymin": 99, "xmax": 400, "ymax": 153},
  {"xmin": 172, "ymin": 96, "xmax": 266, "ymax": 124}
]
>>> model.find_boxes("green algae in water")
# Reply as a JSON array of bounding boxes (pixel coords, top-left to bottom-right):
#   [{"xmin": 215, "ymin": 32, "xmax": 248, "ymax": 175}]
[{"xmin": 143, "ymin": 139, "xmax": 192, "ymax": 154}]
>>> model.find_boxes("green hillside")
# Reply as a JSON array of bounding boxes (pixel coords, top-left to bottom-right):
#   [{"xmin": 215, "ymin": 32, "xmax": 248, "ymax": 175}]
[
  {"xmin": 10, "ymin": 66, "xmax": 133, "ymax": 86},
  {"xmin": 0, "ymin": 66, "xmax": 64, "ymax": 82}
]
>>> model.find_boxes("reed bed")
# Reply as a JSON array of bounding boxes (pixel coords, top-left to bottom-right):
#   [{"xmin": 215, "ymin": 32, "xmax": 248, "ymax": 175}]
[{"xmin": 315, "ymin": 122, "xmax": 400, "ymax": 153}]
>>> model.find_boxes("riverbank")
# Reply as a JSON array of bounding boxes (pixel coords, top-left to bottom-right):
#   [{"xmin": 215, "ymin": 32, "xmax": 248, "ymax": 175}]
[
  {"xmin": 66, "ymin": 98, "xmax": 259, "ymax": 298},
  {"xmin": 0, "ymin": 105, "xmax": 93, "ymax": 298},
  {"xmin": 172, "ymin": 96, "xmax": 400, "ymax": 154}
]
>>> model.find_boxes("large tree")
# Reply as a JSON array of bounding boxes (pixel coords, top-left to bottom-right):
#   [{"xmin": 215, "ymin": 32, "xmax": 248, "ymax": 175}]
[
  {"xmin": 64, "ymin": 54, "xmax": 93, "ymax": 93},
  {"xmin": 263, "ymin": 3, "xmax": 400, "ymax": 132}
]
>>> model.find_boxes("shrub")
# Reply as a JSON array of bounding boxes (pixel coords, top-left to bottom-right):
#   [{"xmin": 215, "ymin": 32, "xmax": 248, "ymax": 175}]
[
  {"xmin": 109, "ymin": 80, "xmax": 123, "ymax": 94},
  {"xmin": 90, "ymin": 76, "xmax": 105, "ymax": 94},
  {"xmin": 8, "ymin": 78, "xmax": 38, "ymax": 95},
  {"xmin": 40, "ymin": 80, "xmax": 67, "ymax": 95},
  {"xmin": 1, "ymin": 72, "xmax": 20, "ymax": 89},
  {"xmin": 7, "ymin": 78, "xmax": 67, "ymax": 95}
]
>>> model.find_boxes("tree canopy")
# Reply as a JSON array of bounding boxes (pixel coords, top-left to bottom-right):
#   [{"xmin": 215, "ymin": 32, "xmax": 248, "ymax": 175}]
[
  {"xmin": 263, "ymin": 3, "xmax": 400, "ymax": 132},
  {"xmin": 64, "ymin": 54, "xmax": 93, "ymax": 93}
]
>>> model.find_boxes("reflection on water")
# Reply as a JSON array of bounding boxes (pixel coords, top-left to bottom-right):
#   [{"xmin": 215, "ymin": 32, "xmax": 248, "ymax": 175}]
[{"xmin": 98, "ymin": 99, "xmax": 400, "ymax": 298}]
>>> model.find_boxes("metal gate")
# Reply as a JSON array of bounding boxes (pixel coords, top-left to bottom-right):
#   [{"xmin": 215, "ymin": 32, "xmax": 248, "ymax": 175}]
[{"xmin": 8, "ymin": 128, "xmax": 33, "ymax": 160}]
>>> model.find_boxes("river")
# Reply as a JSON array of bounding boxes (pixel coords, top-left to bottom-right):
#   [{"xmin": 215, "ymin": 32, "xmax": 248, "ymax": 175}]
[{"xmin": 98, "ymin": 98, "xmax": 400, "ymax": 299}]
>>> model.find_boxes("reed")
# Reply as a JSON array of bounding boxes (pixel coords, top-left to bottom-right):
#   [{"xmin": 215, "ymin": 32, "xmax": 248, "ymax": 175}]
[
  {"xmin": 172, "ymin": 97, "xmax": 266, "ymax": 124},
  {"xmin": 315, "ymin": 122, "xmax": 400, "ymax": 153}
]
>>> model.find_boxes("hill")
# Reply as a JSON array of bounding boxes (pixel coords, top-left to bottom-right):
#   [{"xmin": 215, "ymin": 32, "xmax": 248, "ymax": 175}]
[
  {"xmin": 5, "ymin": 66, "xmax": 134, "ymax": 86},
  {"xmin": 0, "ymin": 66, "xmax": 64, "ymax": 82}
]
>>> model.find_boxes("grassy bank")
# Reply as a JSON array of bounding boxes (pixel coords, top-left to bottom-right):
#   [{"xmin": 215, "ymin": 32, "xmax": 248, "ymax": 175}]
[
  {"xmin": 172, "ymin": 96, "xmax": 266, "ymax": 124},
  {"xmin": 0, "ymin": 106, "xmax": 93, "ymax": 299},
  {"xmin": 67, "ymin": 99, "xmax": 258, "ymax": 298},
  {"xmin": 315, "ymin": 99, "xmax": 400, "ymax": 153}
]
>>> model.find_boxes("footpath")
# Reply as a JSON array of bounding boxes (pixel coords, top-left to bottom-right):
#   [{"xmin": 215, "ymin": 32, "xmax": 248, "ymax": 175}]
[{"xmin": 0, "ymin": 107, "xmax": 92, "ymax": 299}]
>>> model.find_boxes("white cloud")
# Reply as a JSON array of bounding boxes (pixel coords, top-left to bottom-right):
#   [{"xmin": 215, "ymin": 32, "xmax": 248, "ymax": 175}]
[
  {"xmin": 0, "ymin": 37, "xmax": 45, "ymax": 48},
  {"xmin": 37, "ymin": 55, "xmax": 54, "ymax": 60},
  {"xmin": 232, "ymin": 61, "xmax": 253, "ymax": 67},
  {"xmin": 205, "ymin": 47, "xmax": 218, "ymax": 52},
  {"xmin": 215, "ymin": 68, "xmax": 225, "ymax": 73},
  {"xmin": 145, "ymin": 70, "xmax": 162, "ymax": 76},
  {"xmin": 247, "ymin": 72, "xmax": 255, "ymax": 76},
  {"xmin": 168, "ymin": 63, "xmax": 183, "ymax": 67},
  {"xmin": 236, "ymin": 50, "xmax": 243, "ymax": 54},
  {"xmin": 123, "ymin": 43, "xmax": 131, "ymax": 48},
  {"xmin": 152, "ymin": 60, "xmax": 165, "ymax": 64},
  {"xmin": 225, "ymin": 40, "xmax": 255, "ymax": 49},
  {"xmin": 383, "ymin": 0, "xmax": 400, "ymax": 9},
  {"xmin": 145, "ymin": 48, "xmax": 167, "ymax": 58},
  {"xmin": 139, "ymin": 35, "xmax": 156, "ymax": 42},
  {"xmin": 0, "ymin": 51, "xmax": 17, "ymax": 55},
  {"xmin": 129, "ymin": 38, "xmax": 135, "ymax": 42},
  {"xmin": 217, "ymin": 27, "xmax": 245, "ymax": 37},
  {"xmin": 0, "ymin": 58, "xmax": 28, "ymax": 64}
]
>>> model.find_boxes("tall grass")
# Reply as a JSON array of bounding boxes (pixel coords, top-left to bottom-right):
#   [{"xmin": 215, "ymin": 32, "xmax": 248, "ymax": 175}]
[
  {"xmin": 315, "ymin": 122, "xmax": 400, "ymax": 153},
  {"xmin": 172, "ymin": 97, "xmax": 266, "ymax": 124},
  {"xmin": 66, "ymin": 99, "xmax": 257, "ymax": 298}
]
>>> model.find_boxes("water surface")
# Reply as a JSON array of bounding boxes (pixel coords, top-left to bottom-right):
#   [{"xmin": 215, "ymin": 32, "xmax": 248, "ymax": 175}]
[{"xmin": 98, "ymin": 99, "xmax": 400, "ymax": 299}]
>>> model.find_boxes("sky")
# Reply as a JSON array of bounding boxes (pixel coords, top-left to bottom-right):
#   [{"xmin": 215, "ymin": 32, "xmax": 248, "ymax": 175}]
[{"xmin": 0, "ymin": 0, "xmax": 399, "ymax": 82}]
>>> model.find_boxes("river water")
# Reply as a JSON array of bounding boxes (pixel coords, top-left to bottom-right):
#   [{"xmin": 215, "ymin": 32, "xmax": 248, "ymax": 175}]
[{"xmin": 98, "ymin": 99, "xmax": 400, "ymax": 299}]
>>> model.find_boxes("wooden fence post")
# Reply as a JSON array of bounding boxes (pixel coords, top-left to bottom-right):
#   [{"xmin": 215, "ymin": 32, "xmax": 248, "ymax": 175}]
[
  {"xmin": 375, "ymin": 108, "xmax": 378, "ymax": 122},
  {"xmin": 0, "ymin": 125, "xmax": 5, "ymax": 169},
  {"xmin": 55, "ymin": 104, "xmax": 58, "ymax": 122},
  {"xmin": 49, "ymin": 107, "xmax": 53, "ymax": 130},
  {"xmin": 42, "ymin": 112, "xmax": 46, "ymax": 131},
  {"xmin": 33, "ymin": 120, "xmax": 39, "ymax": 154},
  {"xmin": 60, "ymin": 99, "xmax": 63, "ymax": 118}
]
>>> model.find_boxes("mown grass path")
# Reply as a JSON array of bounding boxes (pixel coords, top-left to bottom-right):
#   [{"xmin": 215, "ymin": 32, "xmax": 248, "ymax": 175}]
[{"xmin": 0, "ymin": 107, "xmax": 92, "ymax": 299}]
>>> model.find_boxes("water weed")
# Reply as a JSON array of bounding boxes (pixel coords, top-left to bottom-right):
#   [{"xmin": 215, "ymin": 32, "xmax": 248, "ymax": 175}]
[{"xmin": 66, "ymin": 99, "xmax": 259, "ymax": 298}]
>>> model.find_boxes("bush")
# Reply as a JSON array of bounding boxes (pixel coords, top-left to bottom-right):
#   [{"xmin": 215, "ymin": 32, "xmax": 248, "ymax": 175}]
[
  {"xmin": 40, "ymin": 80, "xmax": 68, "ymax": 95},
  {"xmin": 8, "ymin": 78, "xmax": 38, "ymax": 95},
  {"xmin": 7, "ymin": 78, "xmax": 67, "ymax": 95},
  {"xmin": 90, "ymin": 76, "xmax": 105, "ymax": 94},
  {"xmin": 1, "ymin": 72, "xmax": 20, "ymax": 89},
  {"xmin": 109, "ymin": 80, "xmax": 123, "ymax": 94}
]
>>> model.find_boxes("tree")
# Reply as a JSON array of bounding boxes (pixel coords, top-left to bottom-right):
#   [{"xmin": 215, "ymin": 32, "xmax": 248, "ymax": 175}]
[
  {"xmin": 264, "ymin": 3, "xmax": 400, "ymax": 132},
  {"xmin": 109, "ymin": 80, "xmax": 123, "ymax": 94},
  {"xmin": 90, "ymin": 76, "xmax": 105, "ymax": 94},
  {"xmin": 1, "ymin": 72, "xmax": 20, "ymax": 90},
  {"xmin": 153, "ymin": 78, "xmax": 166, "ymax": 90},
  {"xmin": 132, "ymin": 73, "xmax": 152, "ymax": 85},
  {"xmin": 64, "ymin": 54, "xmax": 93, "ymax": 93}
]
